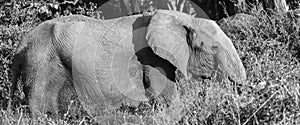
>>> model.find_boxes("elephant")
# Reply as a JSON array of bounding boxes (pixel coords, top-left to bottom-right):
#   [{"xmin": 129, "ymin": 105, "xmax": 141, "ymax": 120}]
[{"xmin": 9, "ymin": 10, "xmax": 246, "ymax": 118}]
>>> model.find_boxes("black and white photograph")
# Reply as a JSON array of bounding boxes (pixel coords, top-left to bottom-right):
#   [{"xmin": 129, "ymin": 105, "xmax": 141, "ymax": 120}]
[{"xmin": 0, "ymin": 0, "xmax": 299, "ymax": 124}]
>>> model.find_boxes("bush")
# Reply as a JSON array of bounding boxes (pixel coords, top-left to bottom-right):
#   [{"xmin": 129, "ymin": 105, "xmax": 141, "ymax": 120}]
[{"xmin": 218, "ymin": 6, "xmax": 300, "ymax": 124}]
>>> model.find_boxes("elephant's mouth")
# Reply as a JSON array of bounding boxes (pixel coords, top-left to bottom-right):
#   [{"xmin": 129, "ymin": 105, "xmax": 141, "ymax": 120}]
[
  {"xmin": 188, "ymin": 48, "xmax": 214, "ymax": 78},
  {"xmin": 187, "ymin": 47, "xmax": 229, "ymax": 82}
]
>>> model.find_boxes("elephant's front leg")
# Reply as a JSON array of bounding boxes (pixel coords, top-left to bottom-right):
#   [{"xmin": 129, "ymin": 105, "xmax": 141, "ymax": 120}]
[
  {"xmin": 143, "ymin": 65, "xmax": 183, "ymax": 120},
  {"xmin": 143, "ymin": 65, "xmax": 178, "ymax": 104}
]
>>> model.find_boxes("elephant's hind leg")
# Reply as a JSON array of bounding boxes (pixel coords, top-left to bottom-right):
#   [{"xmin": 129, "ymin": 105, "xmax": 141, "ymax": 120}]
[
  {"xmin": 28, "ymin": 55, "xmax": 73, "ymax": 118},
  {"xmin": 57, "ymin": 78, "xmax": 78, "ymax": 118},
  {"xmin": 44, "ymin": 63, "xmax": 74, "ymax": 118}
]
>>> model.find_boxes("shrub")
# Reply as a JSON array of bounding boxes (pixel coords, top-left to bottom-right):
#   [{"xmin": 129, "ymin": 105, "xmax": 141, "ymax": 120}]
[{"xmin": 218, "ymin": 6, "xmax": 300, "ymax": 125}]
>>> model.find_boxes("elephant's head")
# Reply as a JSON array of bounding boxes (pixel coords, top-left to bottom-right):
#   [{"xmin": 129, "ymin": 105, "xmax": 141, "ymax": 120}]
[{"xmin": 146, "ymin": 10, "xmax": 246, "ymax": 82}]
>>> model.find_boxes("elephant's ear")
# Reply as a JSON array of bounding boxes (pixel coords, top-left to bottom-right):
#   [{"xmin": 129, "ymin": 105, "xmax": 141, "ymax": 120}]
[{"xmin": 146, "ymin": 10, "xmax": 194, "ymax": 78}]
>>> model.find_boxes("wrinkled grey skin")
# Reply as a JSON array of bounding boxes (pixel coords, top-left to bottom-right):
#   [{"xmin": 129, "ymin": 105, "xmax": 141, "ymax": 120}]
[{"xmin": 9, "ymin": 10, "xmax": 246, "ymax": 118}]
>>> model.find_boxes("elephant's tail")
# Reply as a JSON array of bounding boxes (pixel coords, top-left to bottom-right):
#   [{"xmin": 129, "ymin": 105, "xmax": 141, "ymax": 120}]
[
  {"xmin": 8, "ymin": 48, "xmax": 25, "ymax": 111},
  {"xmin": 7, "ymin": 24, "xmax": 34, "ymax": 111}
]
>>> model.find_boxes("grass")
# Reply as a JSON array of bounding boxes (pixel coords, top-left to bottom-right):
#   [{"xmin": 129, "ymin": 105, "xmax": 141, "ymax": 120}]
[
  {"xmin": 217, "ymin": 6, "xmax": 300, "ymax": 125},
  {"xmin": 1, "ymin": 1, "xmax": 300, "ymax": 125}
]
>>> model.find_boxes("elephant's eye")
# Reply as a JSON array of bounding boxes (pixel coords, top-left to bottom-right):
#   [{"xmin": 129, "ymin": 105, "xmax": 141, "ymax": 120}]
[{"xmin": 211, "ymin": 45, "xmax": 219, "ymax": 54}]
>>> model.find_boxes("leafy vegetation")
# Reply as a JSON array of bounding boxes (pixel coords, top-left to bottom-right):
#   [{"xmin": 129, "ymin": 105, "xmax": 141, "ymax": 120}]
[{"xmin": 0, "ymin": 0, "xmax": 300, "ymax": 125}]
